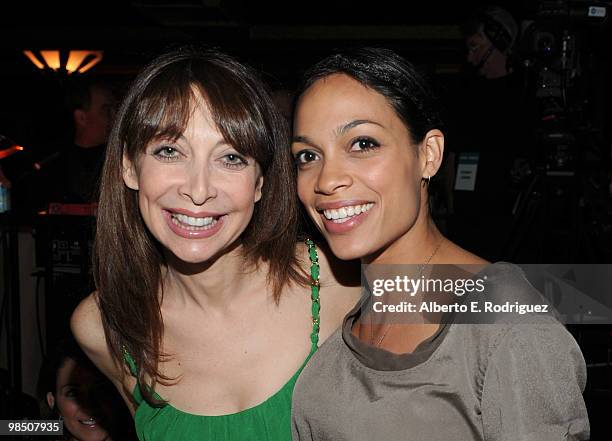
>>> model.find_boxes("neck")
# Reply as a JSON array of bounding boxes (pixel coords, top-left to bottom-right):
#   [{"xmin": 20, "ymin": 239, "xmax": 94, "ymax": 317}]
[
  {"xmin": 73, "ymin": 131, "xmax": 103, "ymax": 149},
  {"xmin": 162, "ymin": 242, "xmax": 267, "ymax": 312},
  {"xmin": 484, "ymin": 51, "xmax": 511, "ymax": 79}
]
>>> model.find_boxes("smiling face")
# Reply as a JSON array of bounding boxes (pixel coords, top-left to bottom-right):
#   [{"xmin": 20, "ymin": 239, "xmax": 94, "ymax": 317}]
[
  {"xmin": 292, "ymin": 74, "xmax": 437, "ymax": 261},
  {"xmin": 47, "ymin": 358, "xmax": 114, "ymax": 441},
  {"xmin": 123, "ymin": 92, "xmax": 263, "ymax": 264}
]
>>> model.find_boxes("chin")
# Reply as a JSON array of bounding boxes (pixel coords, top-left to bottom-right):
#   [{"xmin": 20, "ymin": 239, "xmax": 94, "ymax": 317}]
[
  {"xmin": 172, "ymin": 249, "xmax": 218, "ymax": 265},
  {"xmin": 70, "ymin": 427, "xmax": 110, "ymax": 441},
  {"xmin": 325, "ymin": 236, "xmax": 369, "ymax": 261}
]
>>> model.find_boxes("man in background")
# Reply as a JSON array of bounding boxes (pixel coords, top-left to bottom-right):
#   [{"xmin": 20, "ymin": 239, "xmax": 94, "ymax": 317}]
[
  {"xmin": 465, "ymin": 5, "xmax": 518, "ymax": 80},
  {"xmin": 35, "ymin": 77, "xmax": 117, "ymax": 208},
  {"xmin": 445, "ymin": 5, "xmax": 533, "ymax": 261}
]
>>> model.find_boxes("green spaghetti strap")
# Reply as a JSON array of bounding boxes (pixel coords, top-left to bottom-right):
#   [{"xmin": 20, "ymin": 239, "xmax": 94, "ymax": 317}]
[
  {"xmin": 123, "ymin": 345, "xmax": 138, "ymax": 377},
  {"xmin": 305, "ymin": 238, "xmax": 320, "ymax": 348}
]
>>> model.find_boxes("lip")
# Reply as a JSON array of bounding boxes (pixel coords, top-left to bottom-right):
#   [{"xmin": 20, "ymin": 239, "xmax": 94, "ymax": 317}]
[
  {"xmin": 317, "ymin": 202, "xmax": 374, "ymax": 235},
  {"xmin": 316, "ymin": 199, "xmax": 373, "ymax": 210},
  {"xmin": 163, "ymin": 209, "xmax": 225, "ymax": 239},
  {"xmin": 78, "ymin": 417, "xmax": 101, "ymax": 428}
]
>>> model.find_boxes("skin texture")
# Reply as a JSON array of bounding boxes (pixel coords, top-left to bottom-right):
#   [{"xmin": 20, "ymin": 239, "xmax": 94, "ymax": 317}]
[
  {"xmin": 123, "ymin": 92, "xmax": 263, "ymax": 264},
  {"xmin": 46, "ymin": 358, "xmax": 114, "ymax": 441}
]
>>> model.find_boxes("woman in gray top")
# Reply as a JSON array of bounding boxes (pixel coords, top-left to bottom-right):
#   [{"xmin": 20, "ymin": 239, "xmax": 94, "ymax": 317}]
[{"xmin": 290, "ymin": 47, "xmax": 589, "ymax": 441}]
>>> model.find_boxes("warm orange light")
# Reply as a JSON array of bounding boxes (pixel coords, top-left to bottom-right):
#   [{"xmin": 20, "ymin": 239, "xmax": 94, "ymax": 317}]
[
  {"xmin": 76, "ymin": 51, "xmax": 103, "ymax": 74},
  {"xmin": 23, "ymin": 50, "xmax": 45, "ymax": 69},
  {"xmin": 23, "ymin": 50, "xmax": 104, "ymax": 74},
  {"xmin": 0, "ymin": 145, "xmax": 25, "ymax": 160},
  {"xmin": 67, "ymin": 50, "xmax": 103, "ymax": 74},
  {"xmin": 40, "ymin": 51, "xmax": 61, "ymax": 70}
]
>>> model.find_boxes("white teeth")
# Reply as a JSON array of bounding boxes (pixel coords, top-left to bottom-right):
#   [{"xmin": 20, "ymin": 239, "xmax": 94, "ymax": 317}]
[
  {"xmin": 80, "ymin": 418, "xmax": 97, "ymax": 426},
  {"xmin": 323, "ymin": 203, "xmax": 373, "ymax": 221},
  {"xmin": 174, "ymin": 213, "xmax": 214, "ymax": 227},
  {"xmin": 171, "ymin": 213, "xmax": 219, "ymax": 230}
]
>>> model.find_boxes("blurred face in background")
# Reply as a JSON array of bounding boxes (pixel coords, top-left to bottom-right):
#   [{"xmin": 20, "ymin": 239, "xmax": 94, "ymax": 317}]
[
  {"xmin": 465, "ymin": 31, "xmax": 508, "ymax": 79},
  {"xmin": 75, "ymin": 85, "xmax": 116, "ymax": 147},
  {"xmin": 46, "ymin": 358, "xmax": 115, "ymax": 441}
]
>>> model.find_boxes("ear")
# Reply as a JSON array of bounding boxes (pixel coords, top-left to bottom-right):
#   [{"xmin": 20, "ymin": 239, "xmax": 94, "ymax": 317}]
[
  {"xmin": 419, "ymin": 129, "xmax": 444, "ymax": 180},
  {"xmin": 254, "ymin": 175, "xmax": 264, "ymax": 203},
  {"xmin": 46, "ymin": 392, "xmax": 55, "ymax": 410},
  {"xmin": 122, "ymin": 152, "xmax": 139, "ymax": 190}
]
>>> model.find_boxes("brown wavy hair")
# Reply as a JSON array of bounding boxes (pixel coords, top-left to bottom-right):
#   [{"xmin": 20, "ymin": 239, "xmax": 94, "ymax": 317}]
[{"xmin": 94, "ymin": 46, "xmax": 307, "ymax": 405}]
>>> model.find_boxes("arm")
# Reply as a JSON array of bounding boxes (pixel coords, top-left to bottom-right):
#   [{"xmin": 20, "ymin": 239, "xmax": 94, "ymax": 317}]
[
  {"xmin": 481, "ymin": 320, "xmax": 589, "ymax": 441},
  {"xmin": 70, "ymin": 293, "xmax": 137, "ymax": 415}
]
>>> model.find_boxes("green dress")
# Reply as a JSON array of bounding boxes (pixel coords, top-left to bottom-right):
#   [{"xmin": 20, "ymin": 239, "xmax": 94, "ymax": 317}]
[{"xmin": 123, "ymin": 240, "xmax": 321, "ymax": 441}]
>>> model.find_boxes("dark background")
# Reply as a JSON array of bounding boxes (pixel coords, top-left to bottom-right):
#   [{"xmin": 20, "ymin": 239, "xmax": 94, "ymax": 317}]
[{"xmin": 0, "ymin": 0, "xmax": 534, "ymax": 153}]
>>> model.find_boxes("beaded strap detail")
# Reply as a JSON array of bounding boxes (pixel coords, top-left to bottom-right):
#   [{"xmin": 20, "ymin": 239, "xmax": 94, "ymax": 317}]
[
  {"xmin": 123, "ymin": 345, "xmax": 138, "ymax": 377},
  {"xmin": 305, "ymin": 238, "xmax": 320, "ymax": 348}
]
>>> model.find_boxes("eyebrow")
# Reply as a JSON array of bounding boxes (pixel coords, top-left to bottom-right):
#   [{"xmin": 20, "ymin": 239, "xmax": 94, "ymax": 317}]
[
  {"xmin": 292, "ymin": 119, "xmax": 384, "ymax": 146},
  {"xmin": 336, "ymin": 119, "xmax": 384, "ymax": 136},
  {"xmin": 291, "ymin": 135, "xmax": 315, "ymax": 146},
  {"xmin": 150, "ymin": 134, "xmax": 228, "ymax": 149}
]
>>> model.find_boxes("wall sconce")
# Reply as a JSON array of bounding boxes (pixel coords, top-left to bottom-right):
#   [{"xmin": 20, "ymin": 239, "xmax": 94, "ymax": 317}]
[{"xmin": 23, "ymin": 50, "xmax": 103, "ymax": 75}]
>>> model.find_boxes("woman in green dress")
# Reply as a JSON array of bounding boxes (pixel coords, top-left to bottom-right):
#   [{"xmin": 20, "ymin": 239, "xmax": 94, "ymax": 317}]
[{"xmin": 71, "ymin": 46, "xmax": 359, "ymax": 441}]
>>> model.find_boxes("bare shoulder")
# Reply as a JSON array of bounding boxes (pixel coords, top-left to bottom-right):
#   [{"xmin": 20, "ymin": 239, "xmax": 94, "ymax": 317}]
[
  {"xmin": 71, "ymin": 292, "xmax": 121, "ymax": 381},
  {"xmin": 302, "ymin": 241, "xmax": 362, "ymax": 342},
  {"xmin": 71, "ymin": 293, "xmax": 137, "ymax": 415}
]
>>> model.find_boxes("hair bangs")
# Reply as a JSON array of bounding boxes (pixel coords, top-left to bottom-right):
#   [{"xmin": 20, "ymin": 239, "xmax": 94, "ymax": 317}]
[
  {"xmin": 189, "ymin": 63, "xmax": 274, "ymax": 172},
  {"xmin": 124, "ymin": 67, "xmax": 196, "ymax": 160}
]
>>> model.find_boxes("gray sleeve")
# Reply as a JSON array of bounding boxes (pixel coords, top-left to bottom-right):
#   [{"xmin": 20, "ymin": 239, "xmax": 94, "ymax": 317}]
[
  {"xmin": 292, "ymin": 416, "xmax": 314, "ymax": 441},
  {"xmin": 481, "ymin": 321, "xmax": 589, "ymax": 441}
]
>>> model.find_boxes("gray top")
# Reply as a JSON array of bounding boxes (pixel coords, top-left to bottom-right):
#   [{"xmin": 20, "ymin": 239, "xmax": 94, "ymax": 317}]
[{"xmin": 292, "ymin": 263, "xmax": 589, "ymax": 441}]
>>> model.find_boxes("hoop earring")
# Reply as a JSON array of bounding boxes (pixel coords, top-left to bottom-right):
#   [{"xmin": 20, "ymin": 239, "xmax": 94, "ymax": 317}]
[{"xmin": 422, "ymin": 175, "xmax": 431, "ymax": 187}]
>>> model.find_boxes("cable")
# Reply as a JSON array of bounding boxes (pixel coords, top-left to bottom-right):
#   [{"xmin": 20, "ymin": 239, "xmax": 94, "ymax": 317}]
[{"xmin": 34, "ymin": 272, "xmax": 46, "ymax": 358}]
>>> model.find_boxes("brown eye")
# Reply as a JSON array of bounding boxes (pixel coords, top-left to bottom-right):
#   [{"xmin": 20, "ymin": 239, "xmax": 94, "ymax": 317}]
[
  {"xmin": 295, "ymin": 150, "xmax": 319, "ymax": 164},
  {"xmin": 350, "ymin": 137, "xmax": 380, "ymax": 152}
]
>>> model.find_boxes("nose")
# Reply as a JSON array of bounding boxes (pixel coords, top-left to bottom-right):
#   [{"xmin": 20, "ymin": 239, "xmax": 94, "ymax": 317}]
[
  {"xmin": 179, "ymin": 164, "xmax": 217, "ymax": 205},
  {"xmin": 315, "ymin": 158, "xmax": 352, "ymax": 195}
]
